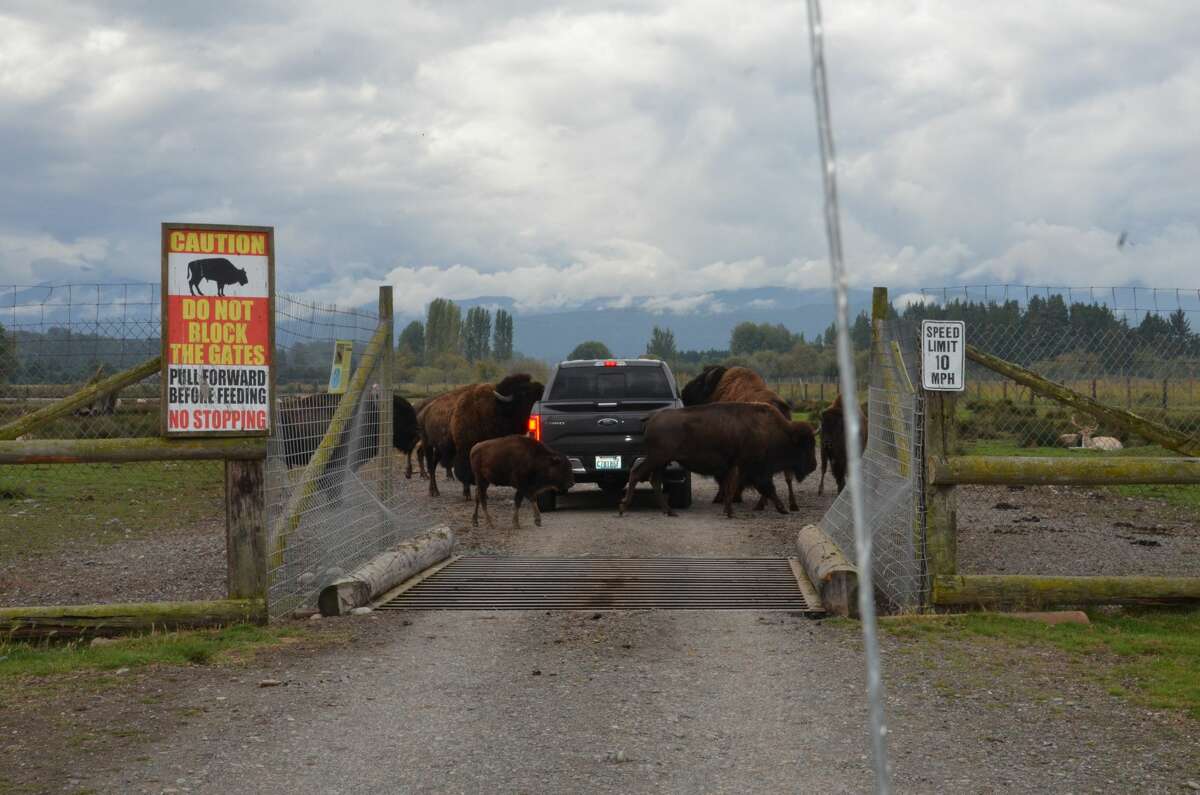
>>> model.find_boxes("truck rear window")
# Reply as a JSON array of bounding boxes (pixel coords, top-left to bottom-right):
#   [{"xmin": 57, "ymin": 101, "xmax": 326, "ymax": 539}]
[{"xmin": 548, "ymin": 367, "xmax": 674, "ymax": 400}]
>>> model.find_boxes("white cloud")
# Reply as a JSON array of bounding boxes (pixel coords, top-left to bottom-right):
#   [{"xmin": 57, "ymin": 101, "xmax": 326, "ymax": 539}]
[{"xmin": 0, "ymin": 1, "xmax": 1197, "ymax": 313}]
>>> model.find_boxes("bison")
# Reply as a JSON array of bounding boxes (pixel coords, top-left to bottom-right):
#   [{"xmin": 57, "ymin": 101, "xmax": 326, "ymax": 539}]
[
  {"xmin": 679, "ymin": 365, "xmax": 804, "ymax": 511},
  {"xmin": 470, "ymin": 435, "xmax": 574, "ymax": 529},
  {"xmin": 449, "ymin": 374, "xmax": 545, "ymax": 500},
  {"xmin": 418, "ymin": 385, "xmax": 474, "ymax": 497},
  {"xmin": 187, "ymin": 257, "xmax": 249, "ymax": 296},
  {"xmin": 619, "ymin": 403, "xmax": 817, "ymax": 518},
  {"xmin": 817, "ymin": 394, "xmax": 869, "ymax": 496},
  {"xmin": 276, "ymin": 391, "xmax": 420, "ymax": 500}
]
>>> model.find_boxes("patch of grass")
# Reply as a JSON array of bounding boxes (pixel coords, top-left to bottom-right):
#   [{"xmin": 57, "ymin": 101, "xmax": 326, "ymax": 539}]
[
  {"xmin": 0, "ymin": 460, "xmax": 224, "ymax": 558},
  {"xmin": 1111, "ymin": 483, "xmax": 1200, "ymax": 510},
  {"xmin": 0, "ymin": 623, "xmax": 301, "ymax": 679},
  {"xmin": 881, "ymin": 607, "xmax": 1200, "ymax": 719}
]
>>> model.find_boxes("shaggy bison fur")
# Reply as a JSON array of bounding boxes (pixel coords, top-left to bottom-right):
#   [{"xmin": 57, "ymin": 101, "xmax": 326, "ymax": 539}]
[
  {"xmin": 818, "ymin": 394, "xmax": 868, "ymax": 496},
  {"xmin": 449, "ymin": 374, "xmax": 544, "ymax": 499},
  {"xmin": 470, "ymin": 435, "xmax": 574, "ymax": 529},
  {"xmin": 418, "ymin": 385, "xmax": 473, "ymax": 497},
  {"xmin": 619, "ymin": 402, "xmax": 817, "ymax": 518},
  {"xmin": 679, "ymin": 365, "xmax": 804, "ymax": 510}
]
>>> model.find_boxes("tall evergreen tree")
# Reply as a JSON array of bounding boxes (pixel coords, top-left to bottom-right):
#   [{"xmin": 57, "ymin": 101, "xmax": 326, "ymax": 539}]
[
  {"xmin": 463, "ymin": 307, "xmax": 492, "ymax": 362},
  {"xmin": 424, "ymin": 298, "xmax": 462, "ymax": 357},
  {"xmin": 397, "ymin": 320, "xmax": 425, "ymax": 363},
  {"xmin": 646, "ymin": 326, "xmax": 677, "ymax": 360},
  {"xmin": 493, "ymin": 309, "xmax": 514, "ymax": 361}
]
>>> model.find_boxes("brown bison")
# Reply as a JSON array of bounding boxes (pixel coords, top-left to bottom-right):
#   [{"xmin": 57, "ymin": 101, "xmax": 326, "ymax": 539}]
[
  {"xmin": 470, "ymin": 435, "xmax": 574, "ymax": 528},
  {"xmin": 450, "ymin": 374, "xmax": 545, "ymax": 499},
  {"xmin": 418, "ymin": 385, "xmax": 473, "ymax": 497},
  {"xmin": 679, "ymin": 365, "xmax": 803, "ymax": 511},
  {"xmin": 619, "ymin": 403, "xmax": 817, "ymax": 518},
  {"xmin": 817, "ymin": 394, "xmax": 868, "ymax": 496}
]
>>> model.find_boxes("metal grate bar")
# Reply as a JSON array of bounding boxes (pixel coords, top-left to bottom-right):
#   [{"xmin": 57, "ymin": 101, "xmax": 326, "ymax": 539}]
[{"xmin": 377, "ymin": 557, "xmax": 823, "ymax": 612}]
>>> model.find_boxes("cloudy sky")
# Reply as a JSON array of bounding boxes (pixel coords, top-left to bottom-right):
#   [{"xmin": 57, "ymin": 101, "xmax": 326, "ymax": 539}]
[{"xmin": 1, "ymin": 0, "xmax": 1197, "ymax": 315}]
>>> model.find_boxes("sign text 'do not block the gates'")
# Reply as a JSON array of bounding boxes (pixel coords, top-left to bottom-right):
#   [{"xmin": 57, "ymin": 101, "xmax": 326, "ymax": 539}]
[
  {"xmin": 921, "ymin": 319, "xmax": 965, "ymax": 392},
  {"xmin": 161, "ymin": 223, "xmax": 275, "ymax": 437}
]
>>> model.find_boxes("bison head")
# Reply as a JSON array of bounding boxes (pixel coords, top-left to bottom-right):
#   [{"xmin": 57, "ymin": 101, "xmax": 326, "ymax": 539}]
[
  {"xmin": 680, "ymin": 365, "xmax": 726, "ymax": 406},
  {"xmin": 788, "ymin": 421, "xmax": 819, "ymax": 483},
  {"xmin": 235, "ymin": 267, "xmax": 249, "ymax": 286},
  {"xmin": 493, "ymin": 373, "xmax": 544, "ymax": 416},
  {"xmin": 539, "ymin": 450, "xmax": 576, "ymax": 494}
]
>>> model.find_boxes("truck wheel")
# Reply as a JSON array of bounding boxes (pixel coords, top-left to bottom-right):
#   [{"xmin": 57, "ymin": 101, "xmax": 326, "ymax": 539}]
[
  {"xmin": 536, "ymin": 491, "xmax": 558, "ymax": 513},
  {"xmin": 666, "ymin": 474, "xmax": 692, "ymax": 510}
]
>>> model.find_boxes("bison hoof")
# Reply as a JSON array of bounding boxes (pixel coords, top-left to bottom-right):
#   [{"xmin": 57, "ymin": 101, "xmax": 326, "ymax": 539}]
[
  {"xmin": 788, "ymin": 502, "xmax": 799, "ymax": 512},
  {"xmin": 666, "ymin": 509, "xmax": 678, "ymax": 517},
  {"xmin": 534, "ymin": 518, "xmax": 542, "ymax": 527}
]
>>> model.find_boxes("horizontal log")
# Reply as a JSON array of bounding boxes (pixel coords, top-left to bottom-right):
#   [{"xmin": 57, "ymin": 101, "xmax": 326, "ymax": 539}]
[
  {"xmin": 0, "ymin": 356, "xmax": 161, "ymax": 441},
  {"xmin": 0, "ymin": 599, "xmax": 265, "ymax": 640},
  {"xmin": 319, "ymin": 527, "xmax": 454, "ymax": 616},
  {"xmin": 0, "ymin": 436, "xmax": 266, "ymax": 464},
  {"xmin": 794, "ymin": 524, "xmax": 858, "ymax": 617},
  {"xmin": 965, "ymin": 345, "xmax": 1200, "ymax": 457},
  {"xmin": 933, "ymin": 574, "xmax": 1200, "ymax": 608},
  {"xmin": 931, "ymin": 455, "xmax": 1200, "ymax": 486}
]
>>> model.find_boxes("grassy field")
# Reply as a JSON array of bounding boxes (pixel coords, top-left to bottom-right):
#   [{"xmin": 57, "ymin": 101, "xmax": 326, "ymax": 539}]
[
  {"xmin": 881, "ymin": 608, "xmax": 1200, "ymax": 720},
  {"xmin": 0, "ymin": 461, "xmax": 224, "ymax": 558},
  {"xmin": 0, "ymin": 624, "xmax": 304, "ymax": 679}
]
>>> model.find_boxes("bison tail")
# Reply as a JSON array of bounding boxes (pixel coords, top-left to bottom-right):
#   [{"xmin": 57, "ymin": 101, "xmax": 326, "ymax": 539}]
[{"xmin": 453, "ymin": 457, "xmax": 475, "ymax": 486}]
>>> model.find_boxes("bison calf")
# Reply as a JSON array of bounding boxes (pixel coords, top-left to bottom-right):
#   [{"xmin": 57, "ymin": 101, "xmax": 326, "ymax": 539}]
[
  {"xmin": 470, "ymin": 435, "xmax": 574, "ymax": 529},
  {"xmin": 620, "ymin": 403, "xmax": 817, "ymax": 518}
]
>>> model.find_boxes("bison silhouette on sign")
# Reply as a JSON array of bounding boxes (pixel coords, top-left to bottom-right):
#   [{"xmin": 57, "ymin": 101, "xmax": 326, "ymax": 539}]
[{"xmin": 187, "ymin": 257, "xmax": 249, "ymax": 296}]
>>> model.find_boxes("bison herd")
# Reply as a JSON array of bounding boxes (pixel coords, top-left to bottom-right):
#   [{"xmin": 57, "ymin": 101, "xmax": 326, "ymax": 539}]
[{"xmin": 276, "ymin": 365, "xmax": 866, "ymax": 530}]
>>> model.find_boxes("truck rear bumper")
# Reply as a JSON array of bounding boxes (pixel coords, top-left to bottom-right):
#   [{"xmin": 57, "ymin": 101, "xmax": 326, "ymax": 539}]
[{"xmin": 565, "ymin": 456, "xmax": 687, "ymax": 483}]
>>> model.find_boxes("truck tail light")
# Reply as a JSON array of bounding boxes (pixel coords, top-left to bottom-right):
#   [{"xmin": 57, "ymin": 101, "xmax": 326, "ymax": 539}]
[
  {"xmin": 604, "ymin": 360, "xmax": 618, "ymax": 367},
  {"xmin": 528, "ymin": 413, "xmax": 541, "ymax": 442}
]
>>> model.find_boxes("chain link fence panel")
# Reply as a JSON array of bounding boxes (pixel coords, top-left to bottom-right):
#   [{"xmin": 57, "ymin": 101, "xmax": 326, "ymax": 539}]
[
  {"xmin": 913, "ymin": 286, "xmax": 1200, "ymax": 453},
  {"xmin": 265, "ymin": 298, "xmax": 437, "ymax": 620},
  {"xmin": 0, "ymin": 284, "xmax": 161, "ymax": 439},
  {"xmin": 819, "ymin": 318, "xmax": 926, "ymax": 612}
]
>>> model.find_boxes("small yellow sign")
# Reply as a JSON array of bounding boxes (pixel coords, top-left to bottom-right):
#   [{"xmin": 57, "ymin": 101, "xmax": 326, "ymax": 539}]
[{"xmin": 328, "ymin": 340, "xmax": 353, "ymax": 394}]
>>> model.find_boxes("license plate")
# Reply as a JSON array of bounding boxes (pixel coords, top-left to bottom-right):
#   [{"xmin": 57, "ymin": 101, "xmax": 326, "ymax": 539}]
[{"xmin": 594, "ymin": 455, "xmax": 622, "ymax": 470}]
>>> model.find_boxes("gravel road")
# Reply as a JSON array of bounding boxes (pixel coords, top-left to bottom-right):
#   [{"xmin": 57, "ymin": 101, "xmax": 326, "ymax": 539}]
[{"xmin": 17, "ymin": 475, "xmax": 1184, "ymax": 793}]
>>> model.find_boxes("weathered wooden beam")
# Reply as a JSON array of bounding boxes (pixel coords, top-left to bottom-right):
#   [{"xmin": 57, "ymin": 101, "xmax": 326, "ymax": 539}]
[
  {"xmin": 933, "ymin": 574, "xmax": 1200, "ymax": 608},
  {"xmin": 318, "ymin": 526, "xmax": 454, "ymax": 616},
  {"xmin": 931, "ymin": 455, "xmax": 1200, "ymax": 486},
  {"xmin": 924, "ymin": 390, "xmax": 958, "ymax": 585},
  {"xmin": 0, "ymin": 599, "xmax": 266, "ymax": 640},
  {"xmin": 795, "ymin": 524, "xmax": 858, "ymax": 618},
  {"xmin": 965, "ymin": 345, "xmax": 1200, "ymax": 457},
  {"xmin": 0, "ymin": 436, "xmax": 266, "ymax": 464},
  {"xmin": 0, "ymin": 356, "xmax": 161, "ymax": 440},
  {"xmin": 226, "ymin": 459, "xmax": 267, "ymax": 599}
]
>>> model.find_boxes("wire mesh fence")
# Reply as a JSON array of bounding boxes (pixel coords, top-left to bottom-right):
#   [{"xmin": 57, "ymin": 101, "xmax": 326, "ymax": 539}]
[
  {"xmin": 907, "ymin": 285, "xmax": 1200, "ymax": 452},
  {"xmin": 819, "ymin": 318, "xmax": 926, "ymax": 612},
  {"xmin": 264, "ymin": 299, "xmax": 437, "ymax": 620},
  {"xmin": 0, "ymin": 284, "xmax": 161, "ymax": 438}
]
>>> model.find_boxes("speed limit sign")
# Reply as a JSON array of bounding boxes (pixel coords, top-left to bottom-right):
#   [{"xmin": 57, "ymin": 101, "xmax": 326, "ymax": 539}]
[{"xmin": 921, "ymin": 320, "xmax": 965, "ymax": 391}]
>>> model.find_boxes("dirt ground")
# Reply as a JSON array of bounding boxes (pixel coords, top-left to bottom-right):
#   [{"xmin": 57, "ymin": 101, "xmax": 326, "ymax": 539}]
[{"xmin": 2, "ymin": 474, "xmax": 1199, "ymax": 793}]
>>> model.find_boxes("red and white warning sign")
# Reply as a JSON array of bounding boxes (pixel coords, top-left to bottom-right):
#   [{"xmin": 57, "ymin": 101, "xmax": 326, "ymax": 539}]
[{"xmin": 161, "ymin": 223, "xmax": 274, "ymax": 436}]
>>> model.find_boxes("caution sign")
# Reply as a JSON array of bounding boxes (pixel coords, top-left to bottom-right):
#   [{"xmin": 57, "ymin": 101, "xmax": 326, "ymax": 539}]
[
  {"xmin": 921, "ymin": 320, "xmax": 965, "ymax": 392},
  {"xmin": 161, "ymin": 223, "xmax": 274, "ymax": 436}
]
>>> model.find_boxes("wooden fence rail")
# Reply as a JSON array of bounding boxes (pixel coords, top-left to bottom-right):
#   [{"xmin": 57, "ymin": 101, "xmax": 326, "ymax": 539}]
[{"xmin": 931, "ymin": 455, "xmax": 1200, "ymax": 486}]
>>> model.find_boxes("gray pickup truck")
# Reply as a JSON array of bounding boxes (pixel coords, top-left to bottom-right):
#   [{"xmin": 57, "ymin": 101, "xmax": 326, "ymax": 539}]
[{"xmin": 528, "ymin": 358, "xmax": 692, "ymax": 511}]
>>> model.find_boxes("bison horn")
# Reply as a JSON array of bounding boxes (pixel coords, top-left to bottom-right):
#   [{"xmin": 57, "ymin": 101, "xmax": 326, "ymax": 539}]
[{"xmin": 493, "ymin": 390, "xmax": 514, "ymax": 403}]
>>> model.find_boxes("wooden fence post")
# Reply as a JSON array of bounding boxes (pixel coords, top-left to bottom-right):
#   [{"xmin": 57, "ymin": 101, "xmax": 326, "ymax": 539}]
[
  {"xmin": 226, "ymin": 459, "xmax": 266, "ymax": 600},
  {"xmin": 924, "ymin": 390, "xmax": 958, "ymax": 594},
  {"xmin": 378, "ymin": 286, "xmax": 394, "ymax": 519}
]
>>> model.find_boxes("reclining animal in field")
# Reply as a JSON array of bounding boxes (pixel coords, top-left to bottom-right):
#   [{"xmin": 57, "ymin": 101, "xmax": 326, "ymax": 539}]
[{"xmin": 470, "ymin": 435, "xmax": 574, "ymax": 529}]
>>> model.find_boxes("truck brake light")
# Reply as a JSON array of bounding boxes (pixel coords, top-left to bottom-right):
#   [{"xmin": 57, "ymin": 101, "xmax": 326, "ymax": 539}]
[
  {"xmin": 528, "ymin": 414, "xmax": 541, "ymax": 441},
  {"xmin": 604, "ymin": 360, "xmax": 617, "ymax": 367}
]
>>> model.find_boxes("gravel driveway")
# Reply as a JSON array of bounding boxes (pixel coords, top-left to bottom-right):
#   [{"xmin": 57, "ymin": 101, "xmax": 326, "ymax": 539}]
[{"xmin": 2, "ymin": 474, "xmax": 1189, "ymax": 793}]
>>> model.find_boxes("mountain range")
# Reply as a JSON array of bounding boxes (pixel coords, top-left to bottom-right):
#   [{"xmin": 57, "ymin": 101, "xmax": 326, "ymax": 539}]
[{"xmin": 392, "ymin": 287, "xmax": 874, "ymax": 361}]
